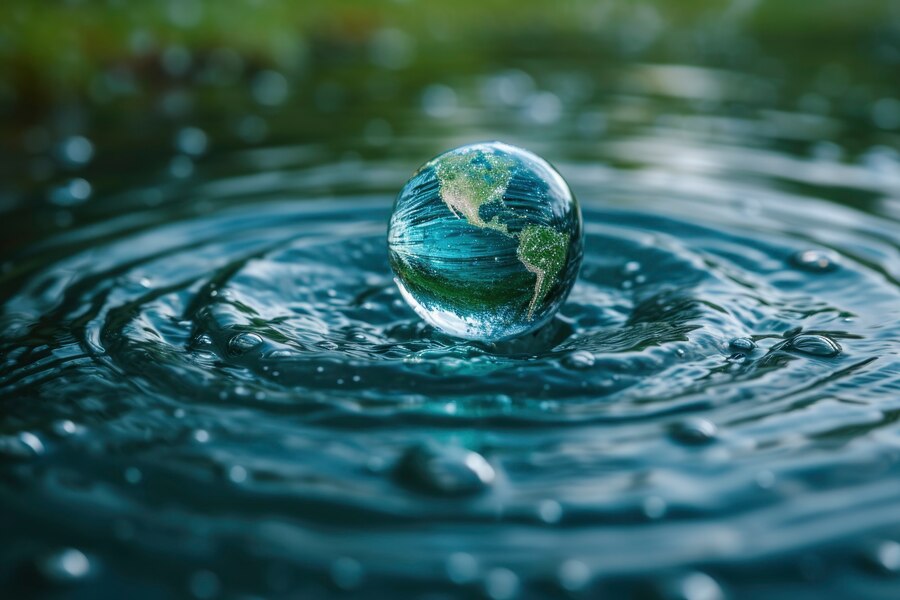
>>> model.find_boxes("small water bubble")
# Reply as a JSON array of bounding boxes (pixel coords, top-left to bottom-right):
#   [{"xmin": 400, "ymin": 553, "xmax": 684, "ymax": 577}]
[
  {"xmin": 0, "ymin": 431, "xmax": 44, "ymax": 459},
  {"xmin": 52, "ymin": 419, "xmax": 81, "ymax": 437},
  {"xmin": 484, "ymin": 567, "xmax": 519, "ymax": 600},
  {"xmin": 330, "ymin": 557, "xmax": 363, "ymax": 590},
  {"xmin": 790, "ymin": 249, "xmax": 839, "ymax": 273},
  {"xmin": 869, "ymin": 540, "xmax": 900, "ymax": 574},
  {"xmin": 642, "ymin": 496, "xmax": 667, "ymax": 519},
  {"xmin": 251, "ymin": 70, "xmax": 289, "ymax": 106},
  {"xmin": 175, "ymin": 126, "xmax": 208, "ymax": 156},
  {"xmin": 446, "ymin": 552, "xmax": 478, "ymax": 584},
  {"xmin": 538, "ymin": 499, "xmax": 563, "ymax": 524},
  {"xmin": 623, "ymin": 261, "xmax": 641, "ymax": 274},
  {"xmin": 228, "ymin": 332, "xmax": 264, "ymax": 355},
  {"xmin": 396, "ymin": 443, "xmax": 495, "ymax": 496},
  {"xmin": 670, "ymin": 418, "xmax": 718, "ymax": 445},
  {"xmin": 785, "ymin": 334, "xmax": 841, "ymax": 357},
  {"xmin": 563, "ymin": 350, "xmax": 595, "ymax": 370},
  {"xmin": 57, "ymin": 136, "xmax": 94, "ymax": 168},
  {"xmin": 124, "ymin": 467, "xmax": 142, "ymax": 484},
  {"xmin": 38, "ymin": 548, "xmax": 91, "ymax": 583},
  {"xmin": 192, "ymin": 429, "xmax": 210, "ymax": 443},
  {"xmin": 188, "ymin": 569, "xmax": 220, "ymax": 599},
  {"xmin": 728, "ymin": 337, "xmax": 756, "ymax": 353},
  {"xmin": 675, "ymin": 572, "xmax": 724, "ymax": 600},
  {"xmin": 228, "ymin": 465, "xmax": 248, "ymax": 483},
  {"xmin": 50, "ymin": 178, "xmax": 92, "ymax": 206},
  {"xmin": 557, "ymin": 559, "xmax": 591, "ymax": 592}
]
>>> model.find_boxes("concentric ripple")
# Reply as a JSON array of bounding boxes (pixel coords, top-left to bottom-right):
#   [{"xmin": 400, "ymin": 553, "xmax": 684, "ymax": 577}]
[{"xmin": 3, "ymin": 124, "xmax": 900, "ymax": 597}]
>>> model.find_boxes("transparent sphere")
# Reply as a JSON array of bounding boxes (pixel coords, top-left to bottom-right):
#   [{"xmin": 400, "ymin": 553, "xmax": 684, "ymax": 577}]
[{"xmin": 388, "ymin": 141, "xmax": 583, "ymax": 340}]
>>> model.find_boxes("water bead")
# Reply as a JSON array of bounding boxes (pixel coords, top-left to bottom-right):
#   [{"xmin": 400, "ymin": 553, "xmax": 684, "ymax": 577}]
[
  {"xmin": 388, "ymin": 142, "xmax": 583, "ymax": 341},
  {"xmin": 395, "ymin": 442, "xmax": 495, "ymax": 496}
]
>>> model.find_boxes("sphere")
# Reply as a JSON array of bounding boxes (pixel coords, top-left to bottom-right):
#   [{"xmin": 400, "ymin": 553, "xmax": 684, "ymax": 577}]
[{"xmin": 388, "ymin": 141, "xmax": 583, "ymax": 340}]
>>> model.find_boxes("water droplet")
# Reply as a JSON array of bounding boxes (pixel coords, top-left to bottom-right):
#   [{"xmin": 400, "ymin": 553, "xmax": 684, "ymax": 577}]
[
  {"xmin": 52, "ymin": 419, "xmax": 81, "ymax": 437},
  {"xmin": 38, "ymin": 548, "xmax": 91, "ymax": 583},
  {"xmin": 396, "ymin": 443, "xmax": 495, "ymax": 496},
  {"xmin": 446, "ymin": 552, "xmax": 478, "ymax": 584},
  {"xmin": 728, "ymin": 337, "xmax": 756, "ymax": 353},
  {"xmin": 557, "ymin": 559, "xmax": 591, "ymax": 592},
  {"xmin": 675, "ymin": 572, "xmax": 724, "ymax": 600},
  {"xmin": 868, "ymin": 540, "xmax": 900, "ymax": 574},
  {"xmin": 563, "ymin": 350, "xmax": 595, "ymax": 370},
  {"xmin": 484, "ymin": 568, "xmax": 520, "ymax": 600},
  {"xmin": 330, "ymin": 557, "xmax": 363, "ymax": 590},
  {"xmin": 642, "ymin": 496, "xmax": 667, "ymax": 519},
  {"xmin": 623, "ymin": 261, "xmax": 641, "ymax": 274},
  {"xmin": 785, "ymin": 334, "xmax": 842, "ymax": 357},
  {"xmin": 670, "ymin": 418, "xmax": 718, "ymax": 445},
  {"xmin": 124, "ymin": 467, "xmax": 143, "ymax": 484},
  {"xmin": 789, "ymin": 250, "xmax": 839, "ymax": 273},
  {"xmin": 0, "ymin": 431, "xmax": 44, "ymax": 459},
  {"xmin": 538, "ymin": 499, "xmax": 563, "ymax": 524},
  {"xmin": 57, "ymin": 136, "xmax": 94, "ymax": 168},
  {"xmin": 192, "ymin": 429, "xmax": 210, "ymax": 443},
  {"xmin": 228, "ymin": 332, "xmax": 263, "ymax": 355},
  {"xmin": 188, "ymin": 569, "xmax": 220, "ymax": 599},
  {"xmin": 175, "ymin": 127, "xmax": 208, "ymax": 156},
  {"xmin": 228, "ymin": 465, "xmax": 248, "ymax": 483}
]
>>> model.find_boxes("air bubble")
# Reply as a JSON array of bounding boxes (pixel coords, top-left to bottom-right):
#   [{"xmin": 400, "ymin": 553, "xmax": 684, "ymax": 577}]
[
  {"xmin": 784, "ymin": 334, "xmax": 841, "ymax": 357},
  {"xmin": 446, "ymin": 552, "xmax": 478, "ymax": 584},
  {"xmin": 557, "ymin": 559, "xmax": 591, "ymax": 592},
  {"xmin": 728, "ymin": 337, "xmax": 756, "ymax": 353},
  {"xmin": 396, "ymin": 443, "xmax": 495, "ymax": 496},
  {"xmin": 38, "ymin": 548, "xmax": 91, "ymax": 583},
  {"xmin": 790, "ymin": 250, "xmax": 839, "ymax": 273},
  {"xmin": 484, "ymin": 567, "xmax": 519, "ymax": 600},
  {"xmin": 563, "ymin": 350, "xmax": 595, "ymax": 369},
  {"xmin": 670, "ymin": 418, "xmax": 718, "ymax": 445},
  {"xmin": 228, "ymin": 332, "xmax": 264, "ymax": 355}
]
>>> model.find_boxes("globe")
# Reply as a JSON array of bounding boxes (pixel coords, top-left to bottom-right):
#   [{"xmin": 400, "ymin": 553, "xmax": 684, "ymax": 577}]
[{"xmin": 388, "ymin": 141, "xmax": 583, "ymax": 341}]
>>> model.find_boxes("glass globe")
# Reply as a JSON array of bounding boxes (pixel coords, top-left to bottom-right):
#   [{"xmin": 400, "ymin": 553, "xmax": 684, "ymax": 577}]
[{"xmin": 388, "ymin": 141, "xmax": 583, "ymax": 340}]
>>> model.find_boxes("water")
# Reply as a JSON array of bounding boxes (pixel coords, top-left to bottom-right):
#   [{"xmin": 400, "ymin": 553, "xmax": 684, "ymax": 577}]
[{"xmin": 2, "ymin": 12, "xmax": 900, "ymax": 599}]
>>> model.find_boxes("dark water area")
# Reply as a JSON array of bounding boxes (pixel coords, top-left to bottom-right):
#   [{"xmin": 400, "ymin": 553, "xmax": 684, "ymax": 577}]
[{"xmin": 2, "ymin": 2, "xmax": 900, "ymax": 598}]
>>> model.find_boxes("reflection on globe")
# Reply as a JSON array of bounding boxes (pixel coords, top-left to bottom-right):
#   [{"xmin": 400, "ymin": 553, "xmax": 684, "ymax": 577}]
[{"xmin": 388, "ymin": 141, "xmax": 583, "ymax": 340}]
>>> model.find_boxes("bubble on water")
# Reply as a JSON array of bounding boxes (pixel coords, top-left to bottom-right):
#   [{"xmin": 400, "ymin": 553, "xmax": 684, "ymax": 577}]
[
  {"xmin": 673, "ymin": 572, "xmax": 725, "ymax": 600},
  {"xmin": 169, "ymin": 155, "xmax": 194, "ymax": 179},
  {"xmin": 790, "ymin": 249, "xmax": 839, "ymax": 273},
  {"xmin": 251, "ymin": 70, "xmax": 289, "ymax": 106},
  {"xmin": 50, "ymin": 178, "xmax": 92, "ymax": 206},
  {"xmin": 57, "ymin": 135, "xmax": 94, "ymax": 168},
  {"xmin": 557, "ymin": 559, "xmax": 591, "ymax": 592},
  {"xmin": 192, "ymin": 429, "xmax": 210, "ymax": 443},
  {"xmin": 728, "ymin": 337, "xmax": 756, "ymax": 353},
  {"xmin": 0, "ymin": 431, "xmax": 44, "ymax": 459},
  {"xmin": 784, "ymin": 334, "xmax": 842, "ymax": 357},
  {"xmin": 538, "ymin": 499, "xmax": 563, "ymax": 524},
  {"xmin": 330, "ymin": 557, "xmax": 363, "ymax": 590},
  {"xmin": 227, "ymin": 332, "xmax": 263, "ymax": 355},
  {"xmin": 865, "ymin": 540, "xmax": 900, "ymax": 575},
  {"xmin": 228, "ymin": 465, "xmax": 248, "ymax": 484},
  {"xmin": 422, "ymin": 84, "xmax": 458, "ymax": 119},
  {"xmin": 563, "ymin": 350, "xmax": 595, "ymax": 370},
  {"xmin": 188, "ymin": 569, "xmax": 220, "ymax": 599},
  {"xmin": 175, "ymin": 127, "xmax": 208, "ymax": 156},
  {"xmin": 396, "ymin": 443, "xmax": 495, "ymax": 496},
  {"xmin": 38, "ymin": 548, "xmax": 91, "ymax": 583},
  {"xmin": 642, "ymin": 496, "xmax": 667, "ymax": 519},
  {"xmin": 52, "ymin": 419, "xmax": 82, "ymax": 437},
  {"xmin": 124, "ymin": 467, "xmax": 142, "ymax": 484},
  {"xmin": 670, "ymin": 418, "xmax": 718, "ymax": 445},
  {"xmin": 484, "ymin": 567, "xmax": 519, "ymax": 600},
  {"xmin": 446, "ymin": 552, "xmax": 478, "ymax": 584}
]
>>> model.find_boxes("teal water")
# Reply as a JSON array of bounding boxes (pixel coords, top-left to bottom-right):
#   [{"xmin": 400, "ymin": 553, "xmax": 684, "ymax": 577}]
[{"xmin": 2, "ymin": 18, "xmax": 900, "ymax": 600}]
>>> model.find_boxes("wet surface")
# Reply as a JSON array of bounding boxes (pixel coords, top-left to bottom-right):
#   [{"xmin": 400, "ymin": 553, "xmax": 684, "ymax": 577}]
[{"xmin": 2, "ymin": 8, "xmax": 900, "ymax": 598}]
